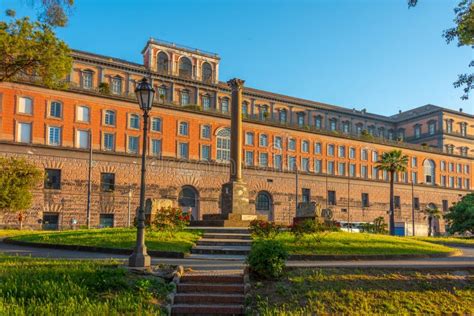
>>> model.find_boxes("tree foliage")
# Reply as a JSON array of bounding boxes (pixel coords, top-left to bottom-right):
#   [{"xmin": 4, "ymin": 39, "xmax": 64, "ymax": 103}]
[
  {"xmin": 444, "ymin": 193, "xmax": 474, "ymax": 234},
  {"xmin": 0, "ymin": 16, "xmax": 72, "ymax": 89},
  {"xmin": 0, "ymin": 157, "xmax": 43, "ymax": 213},
  {"xmin": 409, "ymin": 0, "xmax": 474, "ymax": 100},
  {"xmin": 422, "ymin": 205, "xmax": 441, "ymax": 237}
]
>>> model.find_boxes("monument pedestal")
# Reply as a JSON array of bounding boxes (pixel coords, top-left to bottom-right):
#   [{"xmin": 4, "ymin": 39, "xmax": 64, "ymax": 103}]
[{"xmin": 221, "ymin": 181, "xmax": 252, "ymax": 218}]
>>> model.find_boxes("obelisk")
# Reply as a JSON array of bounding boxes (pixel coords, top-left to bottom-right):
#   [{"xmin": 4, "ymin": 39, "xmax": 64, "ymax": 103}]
[{"xmin": 221, "ymin": 78, "xmax": 254, "ymax": 220}]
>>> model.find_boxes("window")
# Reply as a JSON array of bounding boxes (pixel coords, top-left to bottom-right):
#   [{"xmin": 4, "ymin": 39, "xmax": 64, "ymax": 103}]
[
  {"xmin": 342, "ymin": 121, "xmax": 350, "ymax": 134},
  {"xmin": 44, "ymin": 169, "xmax": 61, "ymax": 190},
  {"xmin": 441, "ymin": 161, "xmax": 446, "ymax": 171},
  {"xmin": 465, "ymin": 179, "xmax": 470, "ymax": 190},
  {"xmin": 464, "ymin": 165, "xmax": 470, "ymax": 174},
  {"xmin": 245, "ymin": 132, "xmax": 254, "ymax": 146},
  {"xmin": 314, "ymin": 116, "xmax": 322, "ymax": 129},
  {"xmin": 259, "ymin": 153, "xmax": 269, "ymax": 167},
  {"xmin": 355, "ymin": 124, "xmax": 363, "ymax": 135},
  {"xmin": 361, "ymin": 149, "xmax": 368, "ymax": 161},
  {"xmin": 49, "ymin": 101, "xmax": 62, "ymax": 118},
  {"xmin": 446, "ymin": 144, "xmax": 454, "ymax": 154},
  {"xmin": 111, "ymin": 77, "xmax": 122, "ymax": 94},
  {"xmin": 327, "ymin": 144, "xmax": 335, "ymax": 156},
  {"xmin": 388, "ymin": 129, "xmax": 394, "ymax": 140},
  {"xmin": 315, "ymin": 142, "xmax": 322, "ymax": 154},
  {"xmin": 202, "ymin": 62, "xmax": 213, "ymax": 82},
  {"xmin": 398, "ymin": 129, "xmax": 405, "ymax": 141},
  {"xmin": 442, "ymin": 200, "xmax": 449, "ymax": 212},
  {"xmin": 259, "ymin": 106, "xmax": 268, "ymax": 120},
  {"xmin": 338, "ymin": 146, "xmax": 345, "ymax": 158},
  {"xmin": 256, "ymin": 192, "xmax": 271, "ymax": 212},
  {"xmin": 372, "ymin": 151, "xmax": 378, "ymax": 162},
  {"xmin": 77, "ymin": 106, "xmax": 90, "ymax": 122},
  {"xmin": 461, "ymin": 147, "xmax": 469, "ymax": 156},
  {"xmin": 314, "ymin": 159, "xmax": 322, "ymax": 173},
  {"xmin": 449, "ymin": 176, "xmax": 455, "ymax": 188},
  {"xmin": 412, "ymin": 171, "xmax": 418, "ymax": 183},
  {"xmin": 103, "ymin": 133, "xmax": 115, "ymax": 151},
  {"xmin": 328, "ymin": 190, "xmax": 336, "ymax": 205},
  {"xmin": 104, "ymin": 110, "xmax": 116, "ymax": 126},
  {"xmin": 279, "ymin": 109, "xmax": 287, "ymax": 123},
  {"xmin": 259, "ymin": 134, "xmax": 268, "ymax": 147},
  {"xmin": 411, "ymin": 157, "xmax": 418, "ymax": 168},
  {"xmin": 99, "ymin": 214, "xmax": 114, "ymax": 228},
  {"xmin": 201, "ymin": 125, "xmax": 211, "ymax": 139},
  {"xmin": 327, "ymin": 161, "xmax": 335, "ymax": 175},
  {"xmin": 17, "ymin": 122, "xmax": 31, "ymax": 143},
  {"xmin": 76, "ymin": 130, "xmax": 90, "ymax": 149},
  {"xmin": 449, "ymin": 162, "xmax": 454, "ymax": 172},
  {"xmin": 151, "ymin": 139, "xmax": 162, "ymax": 156},
  {"xmin": 423, "ymin": 159, "xmax": 435, "ymax": 185},
  {"xmin": 460, "ymin": 122, "xmax": 467, "ymax": 136},
  {"xmin": 302, "ymin": 140, "xmax": 309, "ymax": 153},
  {"xmin": 329, "ymin": 119, "xmax": 337, "ymax": 131},
  {"xmin": 158, "ymin": 86, "xmax": 167, "ymax": 102},
  {"xmin": 221, "ymin": 99, "xmax": 229, "ymax": 113},
  {"xmin": 297, "ymin": 112, "xmax": 305, "ymax": 126},
  {"xmin": 288, "ymin": 156, "xmax": 296, "ymax": 171},
  {"xmin": 361, "ymin": 165, "xmax": 368, "ymax": 179},
  {"xmin": 48, "ymin": 126, "xmax": 61, "ymax": 146},
  {"xmin": 18, "ymin": 97, "xmax": 33, "ymax": 114},
  {"xmin": 338, "ymin": 162, "xmax": 346, "ymax": 176},
  {"xmin": 82, "ymin": 71, "xmax": 93, "ymax": 89},
  {"xmin": 446, "ymin": 120, "xmax": 453, "ymax": 133},
  {"xmin": 179, "ymin": 122, "xmax": 189, "ymax": 136},
  {"xmin": 372, "ymin": 167, "xmax": 379, "ymax": 179},
  {"xmin": 301, "ymin": 158, "xmax": 310, "ymax": 172},
  {"xmin": 128, "ymin": 136, "xmax": 139, "ymax": 153},
  {"xmin": 178, "ymin": 142, "xmax": 189, "ymax": 159},
  {"xmin": 457, "ymin": 163, "xmax": 462, "ymax": 173},
  {"xmin": 201, "ymin": 144, "xmax": 211, "ymax": 161},
  {"xmin": 151, "ymin": 117, "xmax": 162, "ymax": 132},
  {"xmin": 202, "ymin": 95, "xmax": 211, "ymax": 110},
  {"xmin": 368, "ymin": 125, "xmax": 375, "ymax": 135},
  {"xmin": 157, "ymin": 52, "xmax": 169, "ymax": 73},
  {"xmin": 216, "ymin": 128, "xmax": 231, "ymax": 162},
  {"xmin": 349, "ymin": 164, "xmax": 356, "ymax": 177},
  {"xmin": 362, "ymin": 193, "xmax": 369, "ymax": 208},
  {"xmin": 394, "ymin": 196, "xmax": 401, "ymax": 209},
  {"xmin": 414, "ymin": 197, "xmax": 420, "ymax": 210},
  {"xmin": 180, "ymin": 90, "xmax": 190, "ymax": 106},
  {"xmin": 242, "ymin": 102, "xmax": 248, "ymax": 116},
  {"xmin": 274, "ymin": 154, "xmax": 282, "ymax": 170},
  {"xmin": 349, "ymin": 147, "xmax": 356, "ymax": 159},
  {"xmin": 428, "ymin": 121, "xmax": 436, "ymax": 135},
  {"xmin": 414, "ymin": 125, "xmax": 421, "ymax": 138},
  {"xmin": 100, "ymin": 173, "xmax": 115, "ymax": 192},
  {"xmin": 288, "ymin": 138, "xmax": 296, "ymax": 151},
  {"xmin": 129, "ymin": 114, "xmax": 140, "ymax": 129},
  {"xmin": 274, "ymin": 137, "xmax": 282, "ymax": 150},
  {"xmin": 179, "ymin": 57, "xmax": 192, "ymax": 78},
  {"xmin": 441, "ymin": 175, "xmax": 447, "ymax": 187},
  {"xmin": 245, "ymin": 151, "xmax": 254, "ymax": 166}
]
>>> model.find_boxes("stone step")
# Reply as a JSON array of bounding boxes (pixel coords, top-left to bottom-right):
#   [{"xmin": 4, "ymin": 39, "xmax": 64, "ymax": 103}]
[
  {"xmin": 173, "ymin": 293, "xmax": 245, "ymax": 305},
  {"xmin": 197, "ymin": 239, "xmax": 252, "ymax": 247},
  {"xmin": 180, "ymin": 274, "xmax": 244, "ymax": 284},
  {"xmin": 188, "ymin": 227, "xmax": 250, "ymax": 234},
  {"xmin": 177, "ymin": 283, "xmax": 244, "ymax": 294},
  {"xmin": 187, "ymin": 253, "xmax": 247, "ymax": 261},
  {"xmin": 202, "ymin": 233, "xmax": 252, "ymax": 240},
  {"xmin": 190, "ymin": 245, "xmax": 250, "ymax": 256},
  {"xmin": 171, "ymin": 303, "xmax": 244, "ymax": 315}
]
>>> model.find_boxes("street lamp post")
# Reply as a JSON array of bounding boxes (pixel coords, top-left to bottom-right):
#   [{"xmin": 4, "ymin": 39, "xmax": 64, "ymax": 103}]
[{"xmin": 129, "ymin": 77, "xmax": 155, "ymax": 268}]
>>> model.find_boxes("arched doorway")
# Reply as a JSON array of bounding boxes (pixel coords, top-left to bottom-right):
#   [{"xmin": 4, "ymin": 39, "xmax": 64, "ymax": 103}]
[
  {"xmin": 178, "ymin": 186, "xmax": 199, "ymax": 220},
  {"xmin": 256, "ymin": 191, "xmax": 273, "ymax": 221}
]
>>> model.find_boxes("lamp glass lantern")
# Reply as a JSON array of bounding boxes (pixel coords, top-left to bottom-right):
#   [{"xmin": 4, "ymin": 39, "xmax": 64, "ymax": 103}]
[{"xmin": 135, "ymin": 78, "xmax": 155, "ymax": 112}]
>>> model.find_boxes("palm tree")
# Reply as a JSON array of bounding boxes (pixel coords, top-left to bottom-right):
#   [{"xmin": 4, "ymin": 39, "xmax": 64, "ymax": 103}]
[
  {"xmin": 422, "ymin": 205, "xmax": 441, "ymax": 237},
  {"xmin": 376, "ymin": 150, "xmax": 408, "ymax": 235}
]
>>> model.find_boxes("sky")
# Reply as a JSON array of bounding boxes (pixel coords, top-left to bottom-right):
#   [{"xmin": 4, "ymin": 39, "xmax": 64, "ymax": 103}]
[{"xmin": 3, "ymin": 0, "xmax": 473, "ymax": 115}]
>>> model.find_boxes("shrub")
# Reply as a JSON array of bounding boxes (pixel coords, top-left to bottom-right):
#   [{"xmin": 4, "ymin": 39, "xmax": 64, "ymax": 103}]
[
  {"xmin": 290, "ymin": 219, "xmax": 339, "ymax": 238},
  {"xmin": 98, "ymin": 82, "xmax": 110, "ymax": 94},
  {"xmin": 247, "ymin": 239, "xmax": 288, "ymax": 279},
  {"xmin": 152, "ymin": 206, "xmax": 190, "ymax": 235},
  {"xmin": 249, "ymin": 219, "xmax": 281, "ymax": 239},
  {"xmin": 359, "ymin": 217, "xmax": 388, "ymax": 234}
]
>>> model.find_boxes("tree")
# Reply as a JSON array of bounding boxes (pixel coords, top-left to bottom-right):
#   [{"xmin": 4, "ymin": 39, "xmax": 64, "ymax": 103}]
[
  {"xmin": 7, "ymin": 1, "xmax": 75, "ymax": 28},
  {"xmin": 376, "ymin": 150, "xmax": 409, "ymax": 235},
  {"xmin": 422, "ymin": 205, "xmax": 441, "ymax": 237},
  {"xmin": 444, "ymin": 193, "xmax": 474, "ymax": 234},
  {"xmin": 409, "ymin": 0, "xmax": 474, "ymax": 100},
  {"xmin": 0, "ymin": 158, "xmax": 43, "ymax": 229},
  {"xmin": 0, "ymin": 15, "xmax": 72, "ymax": 89}
]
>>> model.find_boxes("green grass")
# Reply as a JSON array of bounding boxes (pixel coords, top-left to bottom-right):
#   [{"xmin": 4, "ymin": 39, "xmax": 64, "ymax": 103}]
[
  {"xmin": 10, "ymin": 228, "xmax": 202, "ymax": 254},
  {"xmin": 0, "ymin": 255, "xmax": 172, "ymax": 315},
  {"xmin": 275, "ymin": 231, "xmax": 454, "ymax": 255},
  {"xmin": 0, "ymin": 229, "xmax": 45, "ymax": 238},
  {"xmin": 413, "ymin": 236, "xmax": 474, "ymax": 247},
  {"xmin": 249, "ymin": 268, "xmax": 474, "ymax": 315}
]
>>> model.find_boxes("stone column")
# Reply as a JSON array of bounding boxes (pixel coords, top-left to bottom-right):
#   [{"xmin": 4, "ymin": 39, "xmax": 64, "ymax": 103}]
[{"xmin": 228, "ymin": 78, "xmax": 244, "ymax": 182}]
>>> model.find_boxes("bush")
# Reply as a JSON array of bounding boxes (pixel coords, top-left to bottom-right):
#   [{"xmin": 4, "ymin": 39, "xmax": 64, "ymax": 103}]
[
  {"xmin": 359, "ymin": 217, "xmax": 388, "ymax": 234},
  {"xmin": 152, "ymin": 206, "xmax": 190, "ymax": 235},
  {"xmin": 290, "ymin": 219, "xmax": 339, "ymax": 238},
  {"xmin": 247, "ymin": 239, "xmax": 288, "ymax": 279},
  {"xmin": 249, "ymin": 219, "xmax": 281, "ymax": 239}
]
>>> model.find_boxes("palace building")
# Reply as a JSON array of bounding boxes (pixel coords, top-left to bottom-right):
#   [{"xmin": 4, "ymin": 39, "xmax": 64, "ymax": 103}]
[{"xmin": 0, "ymin": 38, "xmax": 472, "ymax": 234}]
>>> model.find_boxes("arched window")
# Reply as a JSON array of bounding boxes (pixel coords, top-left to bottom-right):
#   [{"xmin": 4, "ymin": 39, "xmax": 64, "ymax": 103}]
[
  {"xmin": 216, "ymin": 128, "xmax": 231, "ymax": 162},
  {"xmin": 256, "ymin": 191, "xmax": 272, "ymax": 213},
  {"xmin": 180, "ymin": 90, "xmax": 190, "ymax": 106},
  {"xmin": 111, "ymin": 76, "xmax": 122, "ymax": 94},
  {"xmin": 423, "ymin": 159, "xmax": 435, "ymax": 185},
  {"xmin": 157, "ymin": 52, "xmax": 169, "ymax": 74},
  {"xmin": 279, "ymin": 109, "xmax": 287, "ymax": 124},
  {"xmin": 179, "ymin": 57, "xmax": 192, "ymax": 78},
  {"xmin": 297, "ymin": 112, "xmax": 305, "ymax": 127},
  {"xmin": 202, "ymin": 62, "xmax": 212, "ymax": 82},
  {"xmin": 329, "ymin": 118, "xmax": 337, "ymax": 131},
  {"xmin": 342, "ymin": 121, "xmax": 350, "ymax": 134},
  {"xmin": 82, "ymin": 70, "xmax": 93, "ymax": 89}
]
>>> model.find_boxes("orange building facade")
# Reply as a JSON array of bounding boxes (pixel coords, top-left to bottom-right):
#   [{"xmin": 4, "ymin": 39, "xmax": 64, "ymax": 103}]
[{"xmin": 0, "ymin": 39, "xmax": 472, "ymax": 235}]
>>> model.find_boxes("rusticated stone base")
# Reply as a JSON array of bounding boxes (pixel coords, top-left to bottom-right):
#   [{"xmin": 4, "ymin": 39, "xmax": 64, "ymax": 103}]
[
  {"xmin": 221, "ymin": 181, "xmax": 252, "ymax": 216},
  {"xmin": 191, "ymin": 213, "xmax": 267, "ymax": 227}
]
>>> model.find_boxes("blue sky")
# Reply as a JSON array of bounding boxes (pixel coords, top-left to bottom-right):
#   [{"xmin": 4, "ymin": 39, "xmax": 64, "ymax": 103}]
[{"xmin": 3, "ymin": 0, "xmax": 473, "ymax": 115}]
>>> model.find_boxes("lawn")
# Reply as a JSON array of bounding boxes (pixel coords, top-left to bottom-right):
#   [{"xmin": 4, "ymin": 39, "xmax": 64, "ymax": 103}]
[
  {"xmin": 248, "ymin": 268, "xmax": 474, "ymax": 315},
  {"xmin": 413, "ymin": 236, "xmax": 474, "ymax": 247},
  {"xmin": 275, "ymin": 231, "xmax": 454, "ymax": 255},
  {"xmin": 0, "ymin": 255, "xmax": 172, "ymax": 315},
  {"xmin": 10, "ymin": 228, "xmax": 202, "ymax": 254},
  {"xmin": 0, "ymin": 229, "xmax": 45, "ymax": 238}
]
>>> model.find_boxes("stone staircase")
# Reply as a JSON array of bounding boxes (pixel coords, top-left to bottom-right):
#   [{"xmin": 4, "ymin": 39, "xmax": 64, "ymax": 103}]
[
  {"xmin": 189, "ymin": 227, "xmax": 251, "ymax": 258},
  {"xmin": 171, "ymin": 271, "xmax": 246, "ymax": 315}
]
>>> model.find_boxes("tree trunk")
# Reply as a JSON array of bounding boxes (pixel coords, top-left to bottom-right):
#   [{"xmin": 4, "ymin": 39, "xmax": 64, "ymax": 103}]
[
  {"xmin": 389, "ymin": 171, "xmax": 395, "ymax": 236},
  {"xmin": 428, "ymin": 217, "xmax": 432, "ymax": 237}
]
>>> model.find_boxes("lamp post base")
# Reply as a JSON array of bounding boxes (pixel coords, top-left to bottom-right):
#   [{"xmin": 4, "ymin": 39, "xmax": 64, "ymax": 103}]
[{"xmin": 129, "ymin": 249, "xmax": 151, "ymax": 268}]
